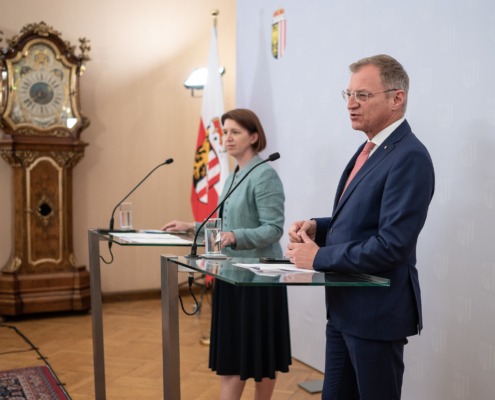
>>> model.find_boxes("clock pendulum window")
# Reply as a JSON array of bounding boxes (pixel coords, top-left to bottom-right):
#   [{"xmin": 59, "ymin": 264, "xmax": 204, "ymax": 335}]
[{"xmin": 0, "ymin": 22, "xmax": 91, "ymax": 316}]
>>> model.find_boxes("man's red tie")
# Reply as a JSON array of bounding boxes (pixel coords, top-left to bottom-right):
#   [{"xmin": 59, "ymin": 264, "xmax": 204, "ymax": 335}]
[{"xmin": 341, "ymin": 141, "xmax": 376, "ymax": 196}]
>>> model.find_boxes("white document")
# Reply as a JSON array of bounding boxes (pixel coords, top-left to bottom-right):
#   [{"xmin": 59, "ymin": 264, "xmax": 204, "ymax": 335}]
[
  {"xmin": 234, "ymin": 263, "xmax": 314, "ymax": 274},
  {"xmin": 110, "ymin": 232, "xmax": 193, "ymax": 245}
]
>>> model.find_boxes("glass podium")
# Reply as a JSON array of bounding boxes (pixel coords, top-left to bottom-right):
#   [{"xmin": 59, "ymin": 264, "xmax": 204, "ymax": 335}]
[{"xmin": 88, "ymin": 229, "xmax": 390, "ymax": 400}]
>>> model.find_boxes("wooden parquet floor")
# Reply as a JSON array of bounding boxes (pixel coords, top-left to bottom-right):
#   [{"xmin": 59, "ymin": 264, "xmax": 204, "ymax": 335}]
[{"xmin": 0, "ymin": 293, "xmax": 323, "ymax": 399}]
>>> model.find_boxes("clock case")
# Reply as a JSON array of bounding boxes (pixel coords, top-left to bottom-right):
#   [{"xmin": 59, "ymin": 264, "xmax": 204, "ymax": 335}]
[{"xmin": 0, "ymin": 22, "xmax": 91, "ymax": 316}]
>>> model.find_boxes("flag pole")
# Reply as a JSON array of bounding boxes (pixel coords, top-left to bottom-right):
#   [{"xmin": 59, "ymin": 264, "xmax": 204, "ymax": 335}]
[{"xmin": 212, "ymin": 9, "xmax": 219, "ymax": 28}]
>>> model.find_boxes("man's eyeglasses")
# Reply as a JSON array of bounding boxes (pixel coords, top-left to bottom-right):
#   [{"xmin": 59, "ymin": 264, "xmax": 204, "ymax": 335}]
[{"xmin": 342, "ymin": 89, "xmax": 399, "ymax": 103}]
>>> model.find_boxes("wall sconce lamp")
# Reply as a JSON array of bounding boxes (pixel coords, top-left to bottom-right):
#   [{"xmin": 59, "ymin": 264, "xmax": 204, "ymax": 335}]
[{"xmin": 184, "ymin": 66, "xmax": 225, "ymax": 97}]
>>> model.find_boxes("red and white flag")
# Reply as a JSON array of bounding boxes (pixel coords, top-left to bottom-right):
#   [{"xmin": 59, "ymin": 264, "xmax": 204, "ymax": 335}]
[{"xmin": 190, "ymin": 26, "xmax": 230, "ymax": 222}]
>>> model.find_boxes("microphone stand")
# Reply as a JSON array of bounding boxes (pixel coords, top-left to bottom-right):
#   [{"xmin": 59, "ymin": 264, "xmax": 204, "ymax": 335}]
[
  {"xmin": 98, "ymin": 158, "xmax": 174, "ymax": 264},
  {"xmin": 98, "ymin": 158, "xmax": 174, "ymax": 234},
  {"xmin": 187, "ymin": 152, "xmax": 280, "ymax": 258}
]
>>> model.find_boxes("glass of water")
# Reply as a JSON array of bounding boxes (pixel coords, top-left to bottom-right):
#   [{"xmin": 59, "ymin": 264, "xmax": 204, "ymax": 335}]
[
  {"xmin": 119, "ymin": 202, "xmax": 133, "ymax": 231},
  {"xmin": 204, "ymin": 218, "xmax": 222, "ymax": 255}
]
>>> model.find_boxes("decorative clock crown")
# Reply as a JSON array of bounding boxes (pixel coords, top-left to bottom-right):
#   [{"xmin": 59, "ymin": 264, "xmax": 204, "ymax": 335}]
[{"xmin": 0, "ymin": 21, "xmax": 91, "ymax": 69}]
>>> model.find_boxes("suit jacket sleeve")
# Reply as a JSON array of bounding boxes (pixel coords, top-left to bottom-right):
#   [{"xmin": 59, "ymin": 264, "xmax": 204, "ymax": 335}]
[{"xmin": 313, "ymin": 135, "xmax": 434, "ymax": 276}]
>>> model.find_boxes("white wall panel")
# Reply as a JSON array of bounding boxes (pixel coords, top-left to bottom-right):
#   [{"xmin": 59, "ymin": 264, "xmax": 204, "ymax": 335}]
[{"xmin": 236, "ymin": 1, "xmax": 495, "ymax": 398}]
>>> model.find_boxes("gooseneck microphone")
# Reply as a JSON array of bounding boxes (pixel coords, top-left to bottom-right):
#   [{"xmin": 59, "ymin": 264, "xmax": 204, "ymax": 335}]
[
  {"xmin": 98, "ymin": 158, "xmax": 174, "ymax": 234},
  {"xmin": 187, "ymin": 152, "xmax": 280, "ymax": 258}
]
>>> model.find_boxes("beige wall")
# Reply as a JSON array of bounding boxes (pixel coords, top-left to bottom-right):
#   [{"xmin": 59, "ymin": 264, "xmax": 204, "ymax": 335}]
[{"xmin": 0, "ymin": 0, "xmax": 236, "ymax": 292}]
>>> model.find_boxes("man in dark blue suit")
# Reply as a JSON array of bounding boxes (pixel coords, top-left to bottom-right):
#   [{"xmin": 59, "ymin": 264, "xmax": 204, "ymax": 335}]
[{"xmin": 286, "ymin": 54, "xmax": 435, "ymax": 399}]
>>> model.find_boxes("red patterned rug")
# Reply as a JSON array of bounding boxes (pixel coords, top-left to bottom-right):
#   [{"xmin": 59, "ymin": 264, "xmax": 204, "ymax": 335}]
[{"xmin": 0, "ymin": 366, "xmax": 70, "ymax": 399}]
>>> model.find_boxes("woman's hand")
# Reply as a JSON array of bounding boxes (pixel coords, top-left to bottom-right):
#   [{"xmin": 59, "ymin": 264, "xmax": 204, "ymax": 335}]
[
  {"xmin": 161, "ymin": 220, "xmax": 195, "ymax": 233},
  {"xmin": 221, "ymin": 231, "xmax": 237, "ymax": 248}
]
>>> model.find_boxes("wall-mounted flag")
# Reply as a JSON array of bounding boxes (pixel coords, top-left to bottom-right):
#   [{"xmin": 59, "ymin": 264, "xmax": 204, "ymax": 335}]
[{"xmin": 272, "ymin": 8, "xmax": 287, "ymax": 59}]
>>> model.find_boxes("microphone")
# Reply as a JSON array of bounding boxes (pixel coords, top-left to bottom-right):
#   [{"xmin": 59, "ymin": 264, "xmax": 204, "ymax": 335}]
[
  {"xmin": 187, "ymin": 152, "xmax": 280, "ymax": 258},
  {"xmin": 98, "ymin": 158, "xmax": 174, "ymax": 233}
]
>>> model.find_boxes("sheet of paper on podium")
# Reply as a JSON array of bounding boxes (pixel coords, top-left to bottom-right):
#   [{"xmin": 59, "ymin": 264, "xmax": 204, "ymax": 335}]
[
  {"xmin": 110, "ymin": 232, "xmax": 193, "ymax": 245},
  {"xmin": 234, "ymin": 263, "xmax": 314, "ymax": 274}
]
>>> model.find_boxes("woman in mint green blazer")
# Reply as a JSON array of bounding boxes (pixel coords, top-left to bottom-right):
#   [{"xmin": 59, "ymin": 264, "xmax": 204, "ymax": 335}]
[{"xmin": 163, "ymin": 109, "xmax": 290, "ymax": 400}]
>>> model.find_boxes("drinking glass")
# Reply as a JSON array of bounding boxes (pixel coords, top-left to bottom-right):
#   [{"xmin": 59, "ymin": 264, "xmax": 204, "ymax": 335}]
[
  {"xmin": 204, "ymin": 218, "xmax": 222, "ymax": 255},
  {"xmin": 119, "ymin": 202, "xmax": 133, "ymax": 231}
]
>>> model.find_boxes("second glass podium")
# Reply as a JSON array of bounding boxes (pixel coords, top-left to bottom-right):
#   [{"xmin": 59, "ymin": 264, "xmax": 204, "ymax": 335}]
[{"xmin": 87, "ymin": 229, "xmax": 390, "ymax": 400}]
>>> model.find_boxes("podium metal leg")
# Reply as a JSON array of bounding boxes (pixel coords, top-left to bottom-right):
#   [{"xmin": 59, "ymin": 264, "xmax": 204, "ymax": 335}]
[
  {"xmin": 88, "ymin": 230, "xmax": 106, "ymax": 399},
  {"xmin": 161, "ymin": 256, "xmax": 181, "ymax": 400}
]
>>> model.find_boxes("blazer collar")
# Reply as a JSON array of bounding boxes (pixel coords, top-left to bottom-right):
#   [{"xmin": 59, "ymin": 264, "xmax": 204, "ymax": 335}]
[
  {"xmin": 333, "ymin": 120, "xmax": 412, "ymax": 213},
  {"xmin": 236, "ymin": 154, "xmax": 262, "ymax": 178}
]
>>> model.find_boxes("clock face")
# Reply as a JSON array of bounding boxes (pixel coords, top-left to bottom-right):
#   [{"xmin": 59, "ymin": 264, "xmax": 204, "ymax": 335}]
[
  {"xmin": 18, "ymin": 70, "xmax": 65, "ymax": 118},
  {"xmin": 5, "ymin": 40, "xmax": 79, "ymax": 131}
]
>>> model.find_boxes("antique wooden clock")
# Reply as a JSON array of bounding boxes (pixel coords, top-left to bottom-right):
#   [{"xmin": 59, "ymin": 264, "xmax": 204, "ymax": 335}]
[{"xmin": 0, "ymin": 22, "xmax": 91, "ymax": 315}]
